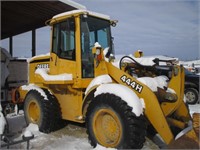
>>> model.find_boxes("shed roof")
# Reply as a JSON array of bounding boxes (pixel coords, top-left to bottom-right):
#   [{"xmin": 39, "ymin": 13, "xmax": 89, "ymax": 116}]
[{"xmin": 1, "ymin": 0, "xmax": 86, "ymax": 40}]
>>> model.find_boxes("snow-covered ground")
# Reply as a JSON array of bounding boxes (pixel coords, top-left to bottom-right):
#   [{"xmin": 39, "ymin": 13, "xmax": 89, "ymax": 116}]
[
  {"xmin": 1, "ymin": 104, "xmax": 199, "ymax": 149},
  {"xmin": 2, "ymin": 113, "xmax": 158, "ymax": 149}
]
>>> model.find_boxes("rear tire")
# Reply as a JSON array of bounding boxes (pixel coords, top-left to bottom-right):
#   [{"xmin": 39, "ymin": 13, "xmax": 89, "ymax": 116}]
[
  {"xmin": 24, "ymin": 89, "xmax": 64, "ymax": 133},
  {"xmin": 86, "ymin": 93, "xmax": 146, "ymax": 149},
  {"xmin": 185, "ymin": 88, "xmax": 198, "ymax": 105}
]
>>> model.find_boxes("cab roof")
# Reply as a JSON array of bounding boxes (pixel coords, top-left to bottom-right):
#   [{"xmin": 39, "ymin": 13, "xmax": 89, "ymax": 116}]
[{"xmin": 52, "ymin": 9, "xmax": 111, "ymax": 22}]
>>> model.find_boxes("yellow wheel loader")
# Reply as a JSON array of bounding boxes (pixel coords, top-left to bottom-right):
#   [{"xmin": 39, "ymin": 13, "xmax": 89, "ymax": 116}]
[{"xmin": 15, "ymin": 10, "xmax": 199, "ymax": 149}]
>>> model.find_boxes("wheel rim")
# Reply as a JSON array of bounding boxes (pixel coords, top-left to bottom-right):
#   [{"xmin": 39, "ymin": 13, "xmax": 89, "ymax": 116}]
[
  {"xmin": 185, "ymin": 91, "xmax": 196, "ymax": 102},
  {"xmin": 92, "ymin": 108, "xmax": 122, "ymax": 147},
  {"xmin": 28, "ymin": 99, "xmax": 41, "ymax": 124}
]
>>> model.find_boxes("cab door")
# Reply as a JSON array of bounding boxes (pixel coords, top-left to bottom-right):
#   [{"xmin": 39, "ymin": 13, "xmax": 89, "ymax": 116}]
[{"xmin": 50, "ymin": 17, "xmax": 76, "ymax": 76}]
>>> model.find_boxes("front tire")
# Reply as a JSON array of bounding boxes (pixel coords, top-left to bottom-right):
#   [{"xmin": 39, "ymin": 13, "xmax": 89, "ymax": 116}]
[
  {"xmin": 185, "ymin": 88, "xmax": 198, "ymax": 105},
  {"xmin": 24, "ymin": 89, "xmax": 63, "ymax": 133},
  {"xmin": 86, "ymin": 93, "xmax": 146, "ymax": 149}
]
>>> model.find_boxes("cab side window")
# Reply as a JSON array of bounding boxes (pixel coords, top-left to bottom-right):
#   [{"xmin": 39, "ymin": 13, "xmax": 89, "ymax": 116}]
[{"xmin": 52, "ymin": 18, "xmax": 75, "ymax": 60}]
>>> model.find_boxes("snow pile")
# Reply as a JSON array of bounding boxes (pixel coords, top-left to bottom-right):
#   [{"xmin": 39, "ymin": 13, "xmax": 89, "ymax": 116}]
[
  {"xmin": 94, "ymin": 144, "xmax": 116, "ymax": 150},
  {"xmin": 0, "ymin": 104, "xmax": 6, "ymax": 135},
  {"xmin": 21, "ymin": 124, "xmax": 116, "ymax": 150},
  {"xmin": 137, "ymin": 76, "xmax": 168, "ymax": 92},
  {"xmin": 85, "ymin": 74, "xmax": 112, "ymax": 95},
  {"xmin": 24, "ymin": 130, "xmax": 33, "ymax": 138},
  {"xmin": 189, "ymin": 104, "xmax": 200, "ymax": 115},
  {"xmin": 23, "ymin": 123, "xmax": 39, "ymax": 136},
  {"xmin": 43, "ymin": 136, "xmax": 91, "ymax": 150},
  {"xmin": 35, "ymin": 68, "xmax": 73, "ymax": 81},
  {"xmin": 21, "ymin": 84, "xmax": 48, "ymax": 100},
  {"xmin": 95, "ymin": 83, "xmax": 144, "ymax": 117}
]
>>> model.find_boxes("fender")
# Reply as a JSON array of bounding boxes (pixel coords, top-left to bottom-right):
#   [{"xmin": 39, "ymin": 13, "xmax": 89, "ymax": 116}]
[
  {"xmin": 185, "ymin": 82, "xmax": 198, "ymax": 89},
  {"xmin": 95, "ymin": 83, "xmax": 144, "ymax": 116},
  {"xmin": 82, "ymin": 83, "xmax": 144, "ymax": 118},
  {"xmin": 85, "ymin": 74, "xmax": 112, "ymax": 95},
  {"xmin": 83, "ymin": 74, "xmax": 112, "ymax": 116}
]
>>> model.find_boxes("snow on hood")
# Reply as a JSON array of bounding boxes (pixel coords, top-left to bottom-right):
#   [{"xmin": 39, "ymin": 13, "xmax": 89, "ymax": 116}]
[
  {"xmin": 85, "ymin": 74, "xmax": 112, "ymax": 95},
  {"xmin": 27, "ymin": 53, "xmax": 50, "ymax": 63},
  {"xmin": 136, "ymin": 76, "xmax": 176, "ymax": 96},
  {"xmin": 112, "ymin": 55, "xmax": 156, "ymax": 68},
  {"xmin": 113, "ymin": 54, "xmax": 178, "ymax": 67},
  {"xmin": 21, "ymin": 84, "xmax": 48, "ymax": 100},
  {"xmin": 94, "ymin": 83, "xmax": 144, "ymax": 117},
  {"xmin": 137, "ymin": 76, "xmax": 169, "ymax": 92},
  {"xmin": 35, "ymin": 68, "xmax": 73, "ymax": 81}
]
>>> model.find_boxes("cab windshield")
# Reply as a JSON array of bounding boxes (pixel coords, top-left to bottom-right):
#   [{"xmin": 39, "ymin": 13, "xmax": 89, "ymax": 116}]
[{"xmin": 81, "ymin": 15, "xmax": 113, "ymax": 78}]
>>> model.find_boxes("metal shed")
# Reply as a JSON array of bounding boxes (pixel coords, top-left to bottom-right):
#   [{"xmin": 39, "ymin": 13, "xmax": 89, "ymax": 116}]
[{"xmin": 1, "ymin": 0, "xmax": 86, "ymax": 56}]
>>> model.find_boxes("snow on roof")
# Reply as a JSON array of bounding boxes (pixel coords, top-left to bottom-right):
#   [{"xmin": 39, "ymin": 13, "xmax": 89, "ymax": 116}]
[{"xmin": 53, "ymin": 9, "xmax": 110, "ymax": 20}]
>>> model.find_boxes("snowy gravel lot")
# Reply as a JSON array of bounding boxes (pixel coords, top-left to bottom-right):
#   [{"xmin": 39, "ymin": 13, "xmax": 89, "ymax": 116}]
[{"xmin": 2, "ymin": 104, "xmax": 199, "ymax": 149}]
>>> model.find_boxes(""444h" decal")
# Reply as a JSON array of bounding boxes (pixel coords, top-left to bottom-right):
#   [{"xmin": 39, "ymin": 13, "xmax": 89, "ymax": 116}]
[{"xmin": 120, "ymin": 75, "xmax": 143, "ymax": 93}]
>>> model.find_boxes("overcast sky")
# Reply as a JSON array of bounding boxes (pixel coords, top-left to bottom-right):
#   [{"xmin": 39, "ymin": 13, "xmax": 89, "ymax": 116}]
[{"xmin": 1, "ymin": 0, "xmax": 199, "ymax": 60}]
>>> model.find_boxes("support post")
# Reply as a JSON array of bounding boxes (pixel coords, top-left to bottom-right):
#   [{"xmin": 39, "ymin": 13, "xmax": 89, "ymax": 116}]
[
  {"xmin": 9, "ymin": 37, "xmax": 13, "ymax": 56},
  {"xmin": 32, "ymin": 29, "xmax": 36, "ymax": 57}
]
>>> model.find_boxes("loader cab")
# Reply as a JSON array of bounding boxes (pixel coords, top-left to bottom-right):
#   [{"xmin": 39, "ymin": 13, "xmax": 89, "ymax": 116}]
[
  {"xmin": 49, "ymin": 10, "xmax": 114, "ymax": 85},
  {"xmin": 80, "ymin": 15, "xmax": 113, "ymax": 78}
]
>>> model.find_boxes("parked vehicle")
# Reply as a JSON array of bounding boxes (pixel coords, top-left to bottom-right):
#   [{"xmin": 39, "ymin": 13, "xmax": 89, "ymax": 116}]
[{"xmin": 184, "ymin": 69, "xmax": 199, "ymax": 104}]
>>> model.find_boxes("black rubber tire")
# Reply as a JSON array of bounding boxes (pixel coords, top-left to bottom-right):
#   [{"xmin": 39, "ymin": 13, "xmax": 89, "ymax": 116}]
[
  {"xmin": 185, "ymin": 88, "xmax": 199, "ymax": 105},
  {"xmin": 43, "ymin": 89, "xmax": 66, "ymax": 131},
  {"xmin": 86, "ymin": 93, "xmax": 146, "ymax": 149},
  {"xmin": 24, "ymin": 89, "xmax": 63, "ymax": 133}
]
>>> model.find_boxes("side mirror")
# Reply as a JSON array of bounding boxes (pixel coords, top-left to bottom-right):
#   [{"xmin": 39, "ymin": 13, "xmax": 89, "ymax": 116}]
[{"xmin": 110, "ymin": 20, "xmax": 118, "ymax": 27}]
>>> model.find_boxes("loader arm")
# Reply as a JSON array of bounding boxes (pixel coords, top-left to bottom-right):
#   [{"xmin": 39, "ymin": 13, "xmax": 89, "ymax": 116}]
[
  {"xmin": 161, "ymin": 65, "xmax": 192, "ymax": 122},
  {"xmin": 106, "ymin": 62, "xmax": 174, "ymax": 144}
]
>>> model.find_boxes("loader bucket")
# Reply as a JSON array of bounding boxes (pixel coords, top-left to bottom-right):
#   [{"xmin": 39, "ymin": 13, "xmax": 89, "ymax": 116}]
[{"xmin": 168, "ymin": 113, "xmax": 200, "ymax": 149}]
